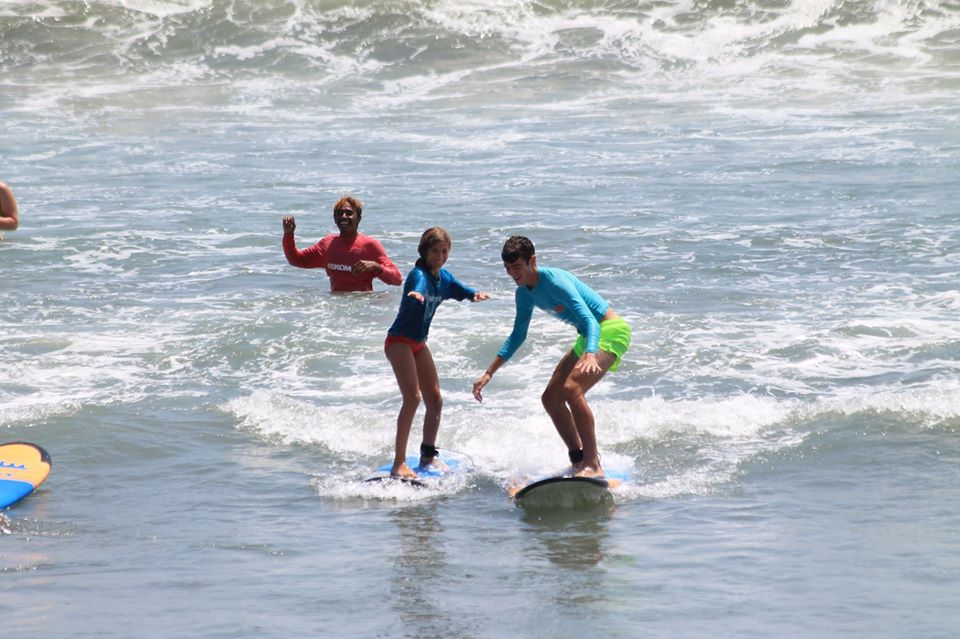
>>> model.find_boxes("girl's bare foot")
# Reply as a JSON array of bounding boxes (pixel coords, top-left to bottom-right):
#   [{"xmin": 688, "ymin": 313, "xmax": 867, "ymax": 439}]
[
  {"xmin": 417, "ymin": 456, "xmax": 448, "ymax": 472},
  {"xmin": 390, "ymin": 462, "xmax": 417, "ymax": 479}
]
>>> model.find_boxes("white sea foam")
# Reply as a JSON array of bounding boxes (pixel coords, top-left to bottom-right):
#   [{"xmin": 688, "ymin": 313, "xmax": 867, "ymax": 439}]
[
  {"xmin": 312, "ymin": 472, "xmax": 473, "ymax": 504},
  {"xmin": 823, "ymin": 383, "xmax": 960, "ymax": 428},
  {"xmin": 5, "ymin": 0, "xmax": 956, "ymax": 116},
  {"xmin": 108, "ymin": 0, "xmax": 210, "ymax": 18},
  {"xmin": 223, "ymin": 390, "xmax": 390, "ymax": 456},
  {"xmin": 221, "ymin": 373, "xmax": 960, "ymax": 504},
  {"xmin": 0, "ymin": 397, "xmax": 82, "ymax": 428}
]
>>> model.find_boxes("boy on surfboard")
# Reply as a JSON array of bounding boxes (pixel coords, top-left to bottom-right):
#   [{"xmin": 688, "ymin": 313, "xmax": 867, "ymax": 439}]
[
  {"xmin": 472, "ymin": 236, "xmax": 631, "ymax": 478},
  {"xmin": 385, "ymin": 227, "xmax": 489, "ymax": 479},
  {"xmin": 282, "ymin": 196, "xmax": 402, "ymax": 292}
]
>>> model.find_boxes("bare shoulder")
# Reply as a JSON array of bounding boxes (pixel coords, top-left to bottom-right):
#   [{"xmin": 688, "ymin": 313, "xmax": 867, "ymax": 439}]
[{"xmin": 0, "ymin": 181, "xmax": 16, "ymax": 209}]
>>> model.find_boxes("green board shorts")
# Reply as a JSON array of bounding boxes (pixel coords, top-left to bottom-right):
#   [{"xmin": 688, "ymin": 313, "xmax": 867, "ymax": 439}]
[{"xmin": 572, "ymin": 317, "xmax": 632, "ymax": 372}]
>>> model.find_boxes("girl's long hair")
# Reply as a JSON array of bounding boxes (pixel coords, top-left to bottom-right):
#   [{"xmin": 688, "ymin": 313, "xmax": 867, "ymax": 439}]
[{"xmin": 415, "ymin": 227, "xmax": 451, "ymax": 268}]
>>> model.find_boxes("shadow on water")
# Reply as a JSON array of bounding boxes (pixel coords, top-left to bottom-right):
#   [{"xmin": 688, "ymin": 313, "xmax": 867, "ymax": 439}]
[
  {"xmin": 518, "ymin": 502, "xmax": 615, "ymax": 571},
  {"xmin": 387, "ymin": 504, "xmax": 474, "ymax": 639},
  {"xmin": 515, "ymin": 503, "xmax": 618, "ymax": 625}
]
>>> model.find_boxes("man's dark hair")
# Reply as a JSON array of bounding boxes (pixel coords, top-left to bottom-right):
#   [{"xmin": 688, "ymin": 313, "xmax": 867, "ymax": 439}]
[{"xmin": 501, "ymin": 235, "xmax": 535, "ymax": 263}]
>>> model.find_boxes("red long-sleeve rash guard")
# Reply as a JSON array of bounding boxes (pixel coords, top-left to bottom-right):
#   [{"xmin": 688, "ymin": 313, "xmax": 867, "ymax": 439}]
[{"xmin": 283, "ymin": 232, "xmax": 402, "ymax": 292}]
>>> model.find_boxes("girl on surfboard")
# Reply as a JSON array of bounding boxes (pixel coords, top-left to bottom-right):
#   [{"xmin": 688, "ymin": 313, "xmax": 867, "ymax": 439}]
[{"xmin": 384, "ymin": 227, "xmax": 489, "ymax": 479}]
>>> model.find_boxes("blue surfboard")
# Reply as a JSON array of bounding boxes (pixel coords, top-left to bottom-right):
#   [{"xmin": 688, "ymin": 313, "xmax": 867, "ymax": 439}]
[
  {"xmin": 363, "ymin": 450, "xmax": 472, "ymax": 488},
  {"xmin": 0, "ymin": 442, "xmax": 52, "ymax": 509}
]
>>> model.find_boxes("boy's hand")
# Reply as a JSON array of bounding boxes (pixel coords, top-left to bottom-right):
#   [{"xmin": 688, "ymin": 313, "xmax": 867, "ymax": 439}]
[
  {"xmin": 575, "ymin": 352, "xmax": 602, "ymax": 376},
  {"xmin": 472, "ymin": 374, "xmax": 491, "ymax": 402}
]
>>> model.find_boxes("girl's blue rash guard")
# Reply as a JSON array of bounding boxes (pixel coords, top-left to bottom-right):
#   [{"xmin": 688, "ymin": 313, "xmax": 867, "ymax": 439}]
[
  {"xmin": 388, "ymin": 264, "xmax": 476, "ymax": 342},
  {"xmin": 497, "ymin": 266, "xmax": 609, "ymax": 361}
]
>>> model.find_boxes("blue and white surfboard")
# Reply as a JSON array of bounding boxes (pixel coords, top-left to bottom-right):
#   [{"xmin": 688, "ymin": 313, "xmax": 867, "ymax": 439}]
[{"xmin": 363, "ymin": 450, "xmax": 472, "ymax": 488}]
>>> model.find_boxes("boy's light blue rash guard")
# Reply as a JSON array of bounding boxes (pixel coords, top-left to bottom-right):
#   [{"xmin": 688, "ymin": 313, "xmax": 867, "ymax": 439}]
[
  {"xmin": 497, "ymin": 266, "xmax": 609, "ymax": 361},
  {"xmin": 388, "ymin": 264, "xmax": 476, "ymax": 342}
]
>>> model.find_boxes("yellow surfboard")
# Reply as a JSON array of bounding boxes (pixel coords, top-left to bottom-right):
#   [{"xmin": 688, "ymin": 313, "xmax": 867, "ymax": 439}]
[{"xmin": 0, "ymin": 442, "xmax": 52, "ymax": 509}]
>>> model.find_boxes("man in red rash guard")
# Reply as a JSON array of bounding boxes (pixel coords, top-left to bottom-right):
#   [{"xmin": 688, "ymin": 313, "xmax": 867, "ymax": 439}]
[{"xmin": 282, "ymin": 196, "xmax": 402, "ymax": 292}]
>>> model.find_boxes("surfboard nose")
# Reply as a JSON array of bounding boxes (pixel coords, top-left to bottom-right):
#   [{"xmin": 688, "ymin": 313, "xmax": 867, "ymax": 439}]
[{"xmin": 0, "ymin": 442, "xmax": 52, "ymax": 508}]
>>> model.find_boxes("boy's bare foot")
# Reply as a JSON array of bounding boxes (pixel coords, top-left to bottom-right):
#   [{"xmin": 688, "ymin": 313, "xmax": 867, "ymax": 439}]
[
  {"xmin": 573, "ymin": 465, "xmax": 604, "ymax": 479},
  {"xmin": 390, "ymin": 462, "xmax": 417, "ymax": 479}
]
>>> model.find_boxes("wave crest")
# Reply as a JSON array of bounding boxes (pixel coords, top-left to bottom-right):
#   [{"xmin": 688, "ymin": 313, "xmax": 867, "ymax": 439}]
[{"xmin": 2, "ymin": 0, "xmax": 956, "ymax": 88}]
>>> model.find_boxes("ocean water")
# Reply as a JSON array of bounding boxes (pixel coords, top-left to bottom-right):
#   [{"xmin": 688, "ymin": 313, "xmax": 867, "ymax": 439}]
[{"xmin": 2, "ymin": 0, "xmax": 960, "ymax": 636}]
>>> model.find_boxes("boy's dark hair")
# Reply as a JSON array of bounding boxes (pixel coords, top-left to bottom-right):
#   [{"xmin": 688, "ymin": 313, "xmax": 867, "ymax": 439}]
[{"xmin": 501, "ymin": 236, "xmax": 535, "ymax": 263}]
